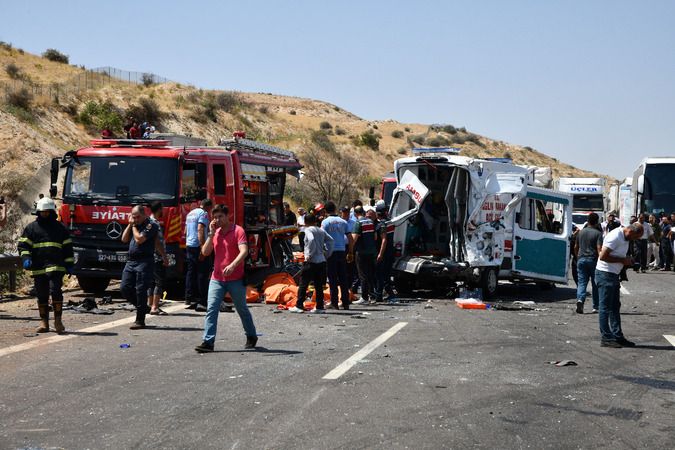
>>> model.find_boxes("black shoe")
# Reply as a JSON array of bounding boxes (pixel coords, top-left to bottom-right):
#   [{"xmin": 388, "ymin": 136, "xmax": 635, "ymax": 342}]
[
  {"xmin": 617, "ymin": 337, "xmax": 636, "ymax": 347},
  {"xmin": 186, "ymin": 303, "xmax": 198, "ymax": 310},
  {"xmin": 129, "ymin": 321, "xmax": 145, "ymax": 330},
  {"xmin": 601, "ymin": 340, "xmax": 622, "ymax": 348},
  {"xmin": 194, "ymin": 304, "xmax": 207, "ymax": 312},
  {"xmin": 576, "ymin": 302, "xmax": 584, "ymax": 314},
  {"xmin": 342, "ymin": 305, "xmax": 350, "ymax": 310},
  {"xmin": 220, "ymin": 303, "xmax": 234, "ymax": 313},
  {"xmin": 245, "ymin": 336, "xmax": 258, "ymax": 349},
  {"xmin": 195, "ymin": 342, "xmax": 214, "ymax": 353}
]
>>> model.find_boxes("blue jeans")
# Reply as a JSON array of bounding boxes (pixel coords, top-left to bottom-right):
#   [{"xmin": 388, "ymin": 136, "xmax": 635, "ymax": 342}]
[
  {"xmin": 595, "ymin": 270, "xmax": 623, "ymax": 342},
  {"xmin": 576, "ymin": 257, "xmax": 598, "ymax": 309},
  {"xmin": 202, "ymin": 279, "xmax": 257, "ymax": 345}
]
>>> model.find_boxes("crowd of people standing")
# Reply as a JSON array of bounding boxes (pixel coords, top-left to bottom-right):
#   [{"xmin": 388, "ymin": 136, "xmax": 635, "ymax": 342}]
[
  {"xmin": 572, "ymin": 209, "xmax": 675, "ymax": 349},
  {"xmin": 285, "ymin": 199, "xmax": 397, "ymax": 314}
]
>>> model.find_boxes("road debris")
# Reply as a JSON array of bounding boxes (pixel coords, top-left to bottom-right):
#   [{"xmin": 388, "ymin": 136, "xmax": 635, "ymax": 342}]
[{"xmin": 547, "ymin": 360, "xmax": 577, "ymax": 367}]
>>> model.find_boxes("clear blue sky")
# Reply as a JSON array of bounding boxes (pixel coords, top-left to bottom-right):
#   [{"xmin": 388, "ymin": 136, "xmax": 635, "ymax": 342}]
[{"xmin": 3, "ymin": 0, "xmax": 674, "ymax": 179}]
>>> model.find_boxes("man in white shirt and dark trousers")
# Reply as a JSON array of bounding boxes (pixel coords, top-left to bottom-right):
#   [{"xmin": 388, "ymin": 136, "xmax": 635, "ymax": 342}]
[
  {"xmin": 595, "ymin": 223, "xmax": 643, "ymax": 348},
  {"xmin": 289, "ymin": 214, "xmax": 334, "ymax": 314},
  {"xmin": 636, "ymin": 213, "xmax": 654, "ymax": 273}
]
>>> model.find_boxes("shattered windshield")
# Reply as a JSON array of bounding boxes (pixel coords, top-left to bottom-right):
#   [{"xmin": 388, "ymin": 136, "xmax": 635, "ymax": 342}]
[{"xmin": 64, "ymin": 157, "xmax": 178, "ymax": 204}]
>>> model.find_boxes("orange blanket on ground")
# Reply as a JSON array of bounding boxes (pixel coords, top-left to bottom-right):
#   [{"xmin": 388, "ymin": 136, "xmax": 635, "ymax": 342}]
[{"xmin": 262, "ymin": 272, "xmax": 355, "ymax": 310}]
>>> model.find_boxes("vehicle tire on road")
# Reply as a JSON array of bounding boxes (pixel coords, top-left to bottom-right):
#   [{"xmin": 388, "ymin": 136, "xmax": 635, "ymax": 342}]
[
  {"xmin": 394, "ymin": 274, "xmax": 414, "ymax": 296},
  {"xmin": 77, "ymin": 276, "xmax": 110, "ymax": 294},
  {"xmin": 536, "ymin": 281, "xmax": 556, "ymax": 291},
  {"xmin": 480, "ymin": 267, "xmax": 499, "ymax": 299}
]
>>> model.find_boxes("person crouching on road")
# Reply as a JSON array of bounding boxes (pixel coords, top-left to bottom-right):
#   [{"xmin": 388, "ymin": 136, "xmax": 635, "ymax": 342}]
[
  {"xmin": 595, "ymin": 223, "xmax": 643, "ymax": 348},
  {"xmin": 289, "ymin": 214, "xmax": 334, "ymax": 314},
  {"xmin": 18, "ymin": 197, "xmax": 74, "ymax": 334},
  {"xmin": 195, "ymin": 205, "xmax": 257, "ymax": 352},
  {"xmin": 574, "ymin": 213, "xmax": 603, "ymax": 314},
  {"xmin": 121, "ymin": 205, "xmax": 159, "ymax": 330},
  {"xmin": 147, "ymin": 201, "xmax": 170, "ymax": 315}
]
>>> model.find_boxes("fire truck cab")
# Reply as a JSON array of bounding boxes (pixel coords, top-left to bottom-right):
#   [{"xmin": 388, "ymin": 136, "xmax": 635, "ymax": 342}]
[{"xmin": 51, "ymin": 135, "xmax": 302, "ymax": 293}]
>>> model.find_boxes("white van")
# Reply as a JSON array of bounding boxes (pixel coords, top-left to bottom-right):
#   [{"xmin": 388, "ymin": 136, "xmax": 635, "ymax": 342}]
[{"xmin": 388, "ymin": 149, "xmax": 573, "ymax": 298}]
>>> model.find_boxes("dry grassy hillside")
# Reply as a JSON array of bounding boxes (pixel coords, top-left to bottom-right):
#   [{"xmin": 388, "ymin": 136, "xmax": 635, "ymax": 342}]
[{"xmin": 0, "ymin": 44, "xmax": 605, "ymax": 250}]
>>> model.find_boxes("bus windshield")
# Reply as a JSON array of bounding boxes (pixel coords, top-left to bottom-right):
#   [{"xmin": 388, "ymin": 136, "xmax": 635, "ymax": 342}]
[
  {"xmin": 644, "ymin": 164, "xmax": 675, "ymax": 214},
  {"xmin": 572, "ymin": 194, "xmax": 604, "ymax": 211},
  {"xmin": 64, "ymin": 157, "xmax": 178, "ymax": 204}
]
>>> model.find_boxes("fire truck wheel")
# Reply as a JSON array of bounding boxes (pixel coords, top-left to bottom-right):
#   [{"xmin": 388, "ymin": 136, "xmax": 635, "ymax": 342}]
[
  {"xmin": 479, "ymin": 267, "xmax": 499, "ymax": 299},
  {"xmin": 77, "ymin": 276, "xmax": 111, "ymax": 294}
]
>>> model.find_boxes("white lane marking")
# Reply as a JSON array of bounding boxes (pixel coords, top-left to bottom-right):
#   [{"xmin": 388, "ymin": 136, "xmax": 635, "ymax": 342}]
[
  {"xmin": 322, "ymin": 322, "xmax": 408, "ymax": 380},
  {"xmin": 620, "ymin": 285, "xmax": 630, "ymax": 295},
  {"xmin": 0, "ymin": 303, "xmax": 186, "ymax": 358},
  {"xmin": 664, "ymin": 335, "xmax": 675, "ymax": 347}
]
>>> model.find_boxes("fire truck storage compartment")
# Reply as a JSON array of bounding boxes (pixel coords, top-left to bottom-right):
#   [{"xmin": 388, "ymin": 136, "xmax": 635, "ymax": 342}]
[
  {"xmin": 394, "ymin": 163, "xmax": 469, "ymax": 261},
  {"xmin": 241, "ymin": 163, "xmax": 285, "ymax": 228}
]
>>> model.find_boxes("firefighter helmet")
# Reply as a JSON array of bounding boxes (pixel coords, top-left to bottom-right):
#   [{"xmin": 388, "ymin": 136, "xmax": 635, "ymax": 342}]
[{"xmin": 36, "ymin": 197, "xmax": 57, "ymax": 212}]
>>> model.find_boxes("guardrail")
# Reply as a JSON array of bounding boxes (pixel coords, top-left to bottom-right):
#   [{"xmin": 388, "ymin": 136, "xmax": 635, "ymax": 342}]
[{"xmin": 0, "ymin": 253, "xmax": 21, "ymax": 292}]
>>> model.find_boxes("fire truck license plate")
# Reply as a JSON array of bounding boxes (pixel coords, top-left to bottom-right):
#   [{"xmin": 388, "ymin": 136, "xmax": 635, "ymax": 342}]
[{"xmin": 98, "ymin": 254, "xmax": 127, "ymax": 263}]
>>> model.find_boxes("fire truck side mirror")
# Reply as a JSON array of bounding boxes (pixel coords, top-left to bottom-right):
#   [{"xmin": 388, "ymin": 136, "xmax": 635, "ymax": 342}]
[
  {"xmin": 368, "ymin": 186, "xmax": 375, "ymax": 206},
  {"xmin": 49, "ymin": 158, "xmax": 60, "ymax": 198}
]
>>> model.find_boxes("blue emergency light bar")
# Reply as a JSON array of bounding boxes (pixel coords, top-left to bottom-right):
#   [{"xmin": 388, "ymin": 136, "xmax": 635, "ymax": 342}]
[
  {"xmin": 412, "ymin": 147, "xmax": 461, "ymax": 154},
  {"xmin": 484, "ymin": 157, "xmax": 513, "ymax": 164}
]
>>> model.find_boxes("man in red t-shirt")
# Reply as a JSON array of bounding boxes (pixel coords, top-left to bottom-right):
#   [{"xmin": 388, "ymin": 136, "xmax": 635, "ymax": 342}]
[{"xmin": 195, "ymin": 204, "xmax": 257, "ymax": 352}]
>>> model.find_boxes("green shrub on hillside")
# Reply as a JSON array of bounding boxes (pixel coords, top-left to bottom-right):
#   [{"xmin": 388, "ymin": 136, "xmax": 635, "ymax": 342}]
[
  {"xmin": 126, "ymin": 97, "xmax": 164, "ymax": 127},
  {"xmin": 408, "ymin": 134, "xmax": 426, "ymax": 145},
  {"xmin": 78, "ymin": 100, "xmax": 123, "ymax": 134},
  {"xmin": 5, "ymin": 87, "xmax": 33, "ymax": 110},
  {"xmin": 216, "ymin": 91, "xmax": 245, "ymax": 112},
  {"xmin": 141, "ymin": 73, "xmax": 155, "ymax": 87},
  {"xmin": 334, "ymin": 126, "xmax": 346, "ymax": 136},
  {"xmin": 442, "ymin": 124, "xmax": 457, "ymax": 134},
  {"xmin": 310, "ymin": 130, "xmax": 335, "ymax": 153},
  {"xmin": 359, "ymin": 129, "xmax": 380, "ymax": 151},
  {"xmin": 319, "ymin": 121, "xmax": 332, "ymax": 130},
  {"xmin": 391, "ymin": 130, "xmax": 404, "ymax": 139},
  {"xmin": 5, "ymin": 63, "xmax": 21, "ymax": 79},
  {"xmin": 426, "ymin": 135, "xmax": 451, "ymax": 147},
  {"xmin": 42, "ymin": 48, "xmax": 69, "ymax": 64}
]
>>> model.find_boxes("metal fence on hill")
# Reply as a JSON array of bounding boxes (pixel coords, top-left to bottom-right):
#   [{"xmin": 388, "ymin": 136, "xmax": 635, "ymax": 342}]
[{"xmin": 1, "ymin": 66, "xmax": 172, "ymax": 104}]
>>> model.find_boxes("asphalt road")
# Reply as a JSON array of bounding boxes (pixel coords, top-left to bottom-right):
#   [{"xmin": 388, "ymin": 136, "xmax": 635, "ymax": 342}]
[{"xmin": 1, "ymin": 270, "xmax": 674, "ymax": 449}]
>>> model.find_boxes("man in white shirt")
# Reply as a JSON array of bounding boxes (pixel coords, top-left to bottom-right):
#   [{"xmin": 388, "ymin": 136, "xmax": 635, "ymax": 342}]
[
  {"xmin": 636, "ymin": 214, "xmax": 654, "ymax": 273},
  {"xmin": 595, "ymin": 223, "xmax": 643, "ymax": 348}
]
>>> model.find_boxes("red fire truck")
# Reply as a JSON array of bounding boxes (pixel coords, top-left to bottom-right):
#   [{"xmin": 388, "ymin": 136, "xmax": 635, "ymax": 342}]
[{"xmin": 49, "ymin": 134, "xmax": 302, "ymax": 293}]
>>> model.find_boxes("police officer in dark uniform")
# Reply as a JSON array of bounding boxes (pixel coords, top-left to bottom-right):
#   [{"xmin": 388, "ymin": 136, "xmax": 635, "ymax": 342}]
[
  {"xmin": 18, "ymin": 197, "xmax": 73, "ymax": 334},
  {"xmin": 121, "ymin": 205, "xmax": 159, "ymax": 329},
  {"xmin": 374, "ymin": 202, "xmax": 396, "ymax": 303}
]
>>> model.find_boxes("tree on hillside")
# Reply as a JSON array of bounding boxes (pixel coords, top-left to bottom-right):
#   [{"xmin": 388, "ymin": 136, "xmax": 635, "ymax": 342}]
[{"xmin": 300, "ymin": 138, "xmax": 363, "ymax": 206}]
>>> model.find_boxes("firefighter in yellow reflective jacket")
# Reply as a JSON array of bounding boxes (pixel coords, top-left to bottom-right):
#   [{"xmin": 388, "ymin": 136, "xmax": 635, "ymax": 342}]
[{"xmin": 17, "ymin": 197, "xmax": 73, "ymax": 334}]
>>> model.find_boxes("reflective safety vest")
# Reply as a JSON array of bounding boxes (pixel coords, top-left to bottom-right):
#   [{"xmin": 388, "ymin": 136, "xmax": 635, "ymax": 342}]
[{"xmin": 18, "ymin": 217, "xmax": 74, "ymax": 276}]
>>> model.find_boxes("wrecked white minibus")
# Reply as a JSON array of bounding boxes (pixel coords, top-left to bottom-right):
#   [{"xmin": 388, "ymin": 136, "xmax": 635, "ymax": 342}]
[{"xmin": 388, "ymin": 149, "xmax": 573, "ymax": 298}]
